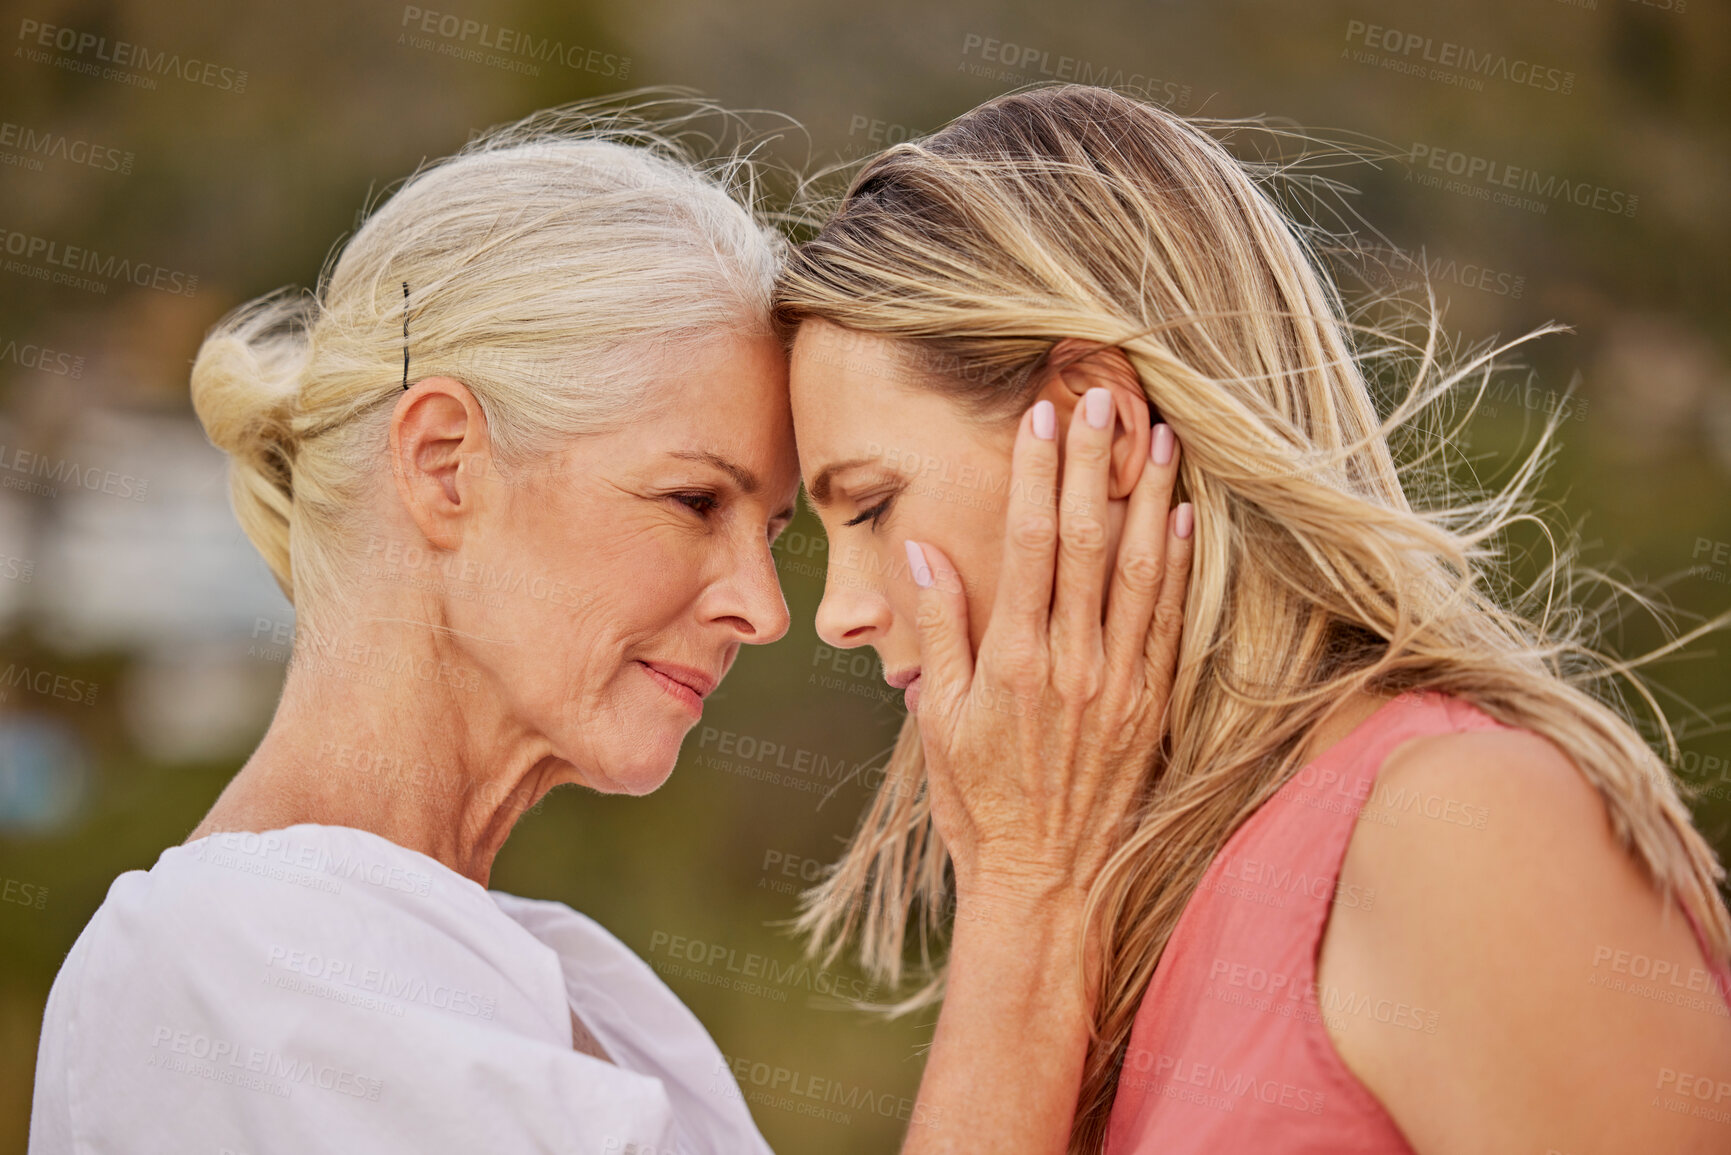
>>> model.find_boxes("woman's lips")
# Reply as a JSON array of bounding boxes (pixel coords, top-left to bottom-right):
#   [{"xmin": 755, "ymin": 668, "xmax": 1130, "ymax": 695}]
[
  {"xmin": 887, "ymin": 667, "xmax": 923, "ymax": 714},
  {"xmin": 638, "ymin": 661, "xmax": 707, "ymax": 715}
]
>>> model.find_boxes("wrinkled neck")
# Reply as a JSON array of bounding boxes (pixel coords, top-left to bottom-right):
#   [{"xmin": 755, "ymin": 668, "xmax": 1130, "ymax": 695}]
[{"xmin": 186, "ymin": 593, "xmax": 562, "ymax": 887}]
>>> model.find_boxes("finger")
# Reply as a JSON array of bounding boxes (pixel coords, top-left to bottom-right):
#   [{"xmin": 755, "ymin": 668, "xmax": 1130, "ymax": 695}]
[
  {"xmin": 1050, "ymin": 387, "xmax": 1116, "ymax": 678},
  {"xmin": 985, "ymin": 400, "xmax": 1061, "ymax": 646},
  {"xmin": 1103, "ymin": 423, "xmax": 1182, "ymax": 681},
  {"xmin": 1142, "ymin": 502, "xmax": 1195, "ymax": 704},
  {"xmin": 906, "ymin": 539, "xmax": 973, "ymax": 725}
]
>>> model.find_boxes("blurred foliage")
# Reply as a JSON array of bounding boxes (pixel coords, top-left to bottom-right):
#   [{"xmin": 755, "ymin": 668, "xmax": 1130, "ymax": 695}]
[{"xmin": 2, "ymin": 0, "xmax": 1729, "ymax": 1152}]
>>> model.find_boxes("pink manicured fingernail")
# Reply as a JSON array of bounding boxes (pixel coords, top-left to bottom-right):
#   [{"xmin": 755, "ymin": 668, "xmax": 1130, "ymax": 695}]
[
  {"xmin": 1152, "ymin": 424, "xmax": 1174, "ymax": 465},
  {"xmin": 1174, "ymin": 503, "xmax": 1194, "ymax": 539},
  {"xmin": 1032, "ymin": 400, "xmax": 1055, "ymax": 440},
  {"xmin": 905, "ymin": 540, "xmax": 933, "ymax": 588},
  {"xmin": 1085, "ymin": 387, "xmax": 1111, "ymax": 429}
]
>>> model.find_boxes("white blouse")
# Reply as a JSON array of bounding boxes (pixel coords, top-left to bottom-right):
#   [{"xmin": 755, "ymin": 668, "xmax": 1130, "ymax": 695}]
[{"xmin": 28, "ymin": 823, "xmax": 774, "ymax": 1155}]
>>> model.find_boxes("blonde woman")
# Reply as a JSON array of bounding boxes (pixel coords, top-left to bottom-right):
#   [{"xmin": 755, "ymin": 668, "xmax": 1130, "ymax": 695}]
[
  {"xmin": 777, "ymin": 85, "xmax": 1731, "ymax": 1154},
  {"xmin": 26, "ymin": 98, "xmax": 1195, "ymax": 1155}
]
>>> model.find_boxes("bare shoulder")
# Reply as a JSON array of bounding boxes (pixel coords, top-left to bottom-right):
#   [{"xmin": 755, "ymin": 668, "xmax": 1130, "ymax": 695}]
[
  {"xmin": 1361, "ymin": 726, "xmax": 1609, "ymax": 876},
  {"xmin": 1315, "ymin": 723, "xmax": 1731, "ymax": 1155}
]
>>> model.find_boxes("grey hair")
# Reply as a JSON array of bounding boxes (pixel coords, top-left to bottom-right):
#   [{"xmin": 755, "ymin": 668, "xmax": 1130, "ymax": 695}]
[{"xmin": 190, "ymin": 92, "xmax": 790, "ymax": 612}]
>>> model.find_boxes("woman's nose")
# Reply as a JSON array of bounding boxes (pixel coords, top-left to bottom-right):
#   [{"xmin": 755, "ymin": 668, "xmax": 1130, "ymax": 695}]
[
  {"xmin": 814, "ymin": 555, "xmax": 892, "ymax": 650},
  {"xmin": 714, "ymin": 538, "xmax": 792, "ymax": 644}
]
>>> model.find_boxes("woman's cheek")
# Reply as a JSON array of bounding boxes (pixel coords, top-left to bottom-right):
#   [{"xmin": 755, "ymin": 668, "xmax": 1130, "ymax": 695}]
[{"xmin": 959, "ymin": 543, "xmax": 1001, "ymax": 654}]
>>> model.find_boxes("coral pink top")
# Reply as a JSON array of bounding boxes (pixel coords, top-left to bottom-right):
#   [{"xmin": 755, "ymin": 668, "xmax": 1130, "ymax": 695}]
[{"xmin": 1104, "ymin": 691, "xmax": 1731, "ymax": 1154}]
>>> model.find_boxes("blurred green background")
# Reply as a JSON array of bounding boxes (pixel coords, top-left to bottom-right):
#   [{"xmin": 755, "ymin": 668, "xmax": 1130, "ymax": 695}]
[{"xmin": 1, "ymin": 0, "xmax": 1728, "ymax": 1151}]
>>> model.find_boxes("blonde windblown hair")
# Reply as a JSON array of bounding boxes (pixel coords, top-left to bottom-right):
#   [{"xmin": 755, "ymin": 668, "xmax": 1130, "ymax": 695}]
[
  {"xmin": 191, "ymin": 94, "xmax": 786, "ymax": 618},
  {"xmin": 772, "ymin": 84, "xmax": 1731, "ymax": 1153}
]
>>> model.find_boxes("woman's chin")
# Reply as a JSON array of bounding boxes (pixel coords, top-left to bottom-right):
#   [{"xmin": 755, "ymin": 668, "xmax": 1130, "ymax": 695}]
[
  {"xmin": 551, "ymin": 688, "xmax": 695, "ymax": 795},
  {"xmin": 585, "ymin": 733, "xmax": 684, "ymax": 796},
  {"xmin": 613, "ymin": 759, "xmax": 678, "ymax": 797}
]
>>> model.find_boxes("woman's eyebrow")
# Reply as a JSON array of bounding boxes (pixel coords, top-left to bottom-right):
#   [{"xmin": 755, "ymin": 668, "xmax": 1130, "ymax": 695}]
[
  {"xmin": 806, "ymin": 456, "xmax": 883, "ymax": 506},
  {"xmin": 671, "ymin": 448, "xmax": 797, "ymax": 522},
  {"xmin": 668, "ymin": 449, "xmax": 760, "ymax": 494}
]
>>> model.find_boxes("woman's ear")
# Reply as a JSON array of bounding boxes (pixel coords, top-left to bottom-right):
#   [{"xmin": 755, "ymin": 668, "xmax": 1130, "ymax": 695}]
[
  {"xmin": 388, "ymin": 376, "xmax": 492, "ymax": 551},
  {"xmin": 1030, "ymin": 340, "xmax": 1152, "ymax": 499}
]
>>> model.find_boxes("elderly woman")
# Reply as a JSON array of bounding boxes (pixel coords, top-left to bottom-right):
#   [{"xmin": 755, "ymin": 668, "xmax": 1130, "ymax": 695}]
[{"xmin": 27, "ymin": 103, "xmax": 1193, "ymax": 1155}]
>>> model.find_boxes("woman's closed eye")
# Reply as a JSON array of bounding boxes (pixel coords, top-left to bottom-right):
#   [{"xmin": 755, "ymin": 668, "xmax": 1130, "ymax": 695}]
[
  {"xmin": 844, "ymin": 494, "xmax": 896, "ymax": 531},
  {"xmin": 671, "ymin": 490, "xmax": 720, "ymax": 518}
]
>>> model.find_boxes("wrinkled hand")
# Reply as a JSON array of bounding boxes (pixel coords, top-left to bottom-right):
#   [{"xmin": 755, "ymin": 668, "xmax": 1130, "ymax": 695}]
[{"xmin": 905, "ymin": 388, "xmax": 1192, "ymax": 912}]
